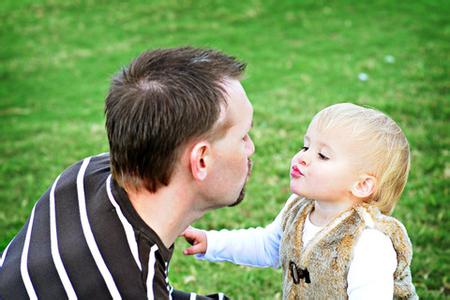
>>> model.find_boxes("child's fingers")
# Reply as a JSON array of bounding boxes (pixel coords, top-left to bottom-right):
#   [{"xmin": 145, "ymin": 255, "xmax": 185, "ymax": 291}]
[
  {"xmin": 183, "ymin": 243, "xmax": 206, "ymax": 256},
  {"xmin": 182, "ymin": 229, "xmax": 197, "ymax": 240},
  {"xmin": 182, "ymin": 233, "xmax": 197, "ymax": 245},
  {"xmin": 179, "ymin": 225, "xmax": 194, "ymax": 237},
  {"xmin": 181, "ymin": 227, "xmax": 204, "ymax": 244},
  {"xmin": 184, "ymin": 235, "xmax": 197, "ymax": 245},
  {"xmin": 181, "ymin": 226, "xmax": 199, "ymax": 241}
]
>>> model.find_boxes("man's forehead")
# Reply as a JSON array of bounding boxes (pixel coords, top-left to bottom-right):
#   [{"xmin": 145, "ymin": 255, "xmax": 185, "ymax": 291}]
[
  {"xmin": 219, "ymin": 79, "xmax": 252, "ymax": 125},
  {"xmin": 216, "ymin": 103, "xmax": 230, "ymax": 127}
]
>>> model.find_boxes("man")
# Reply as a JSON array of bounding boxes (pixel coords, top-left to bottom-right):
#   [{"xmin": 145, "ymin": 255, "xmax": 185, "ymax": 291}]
[{"xmin": 0, "ymin": 47, "xmax": 255, "ymax": 299}]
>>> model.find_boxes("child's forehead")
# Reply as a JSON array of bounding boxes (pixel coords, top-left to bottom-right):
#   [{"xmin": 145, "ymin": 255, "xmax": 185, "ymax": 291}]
[
  {"xmin": 304, "ymin": 122, "xmax": 362, "ymax": 149},
  {"xmin": 305, "ymin": 120, "xmax": 352, "ymax": 139}
]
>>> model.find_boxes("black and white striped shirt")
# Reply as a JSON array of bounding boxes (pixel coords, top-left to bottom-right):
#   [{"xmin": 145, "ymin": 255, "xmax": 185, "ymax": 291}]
[{"xmin": 0, "ymin": 154, "xmax": 227, "ymax": 300}]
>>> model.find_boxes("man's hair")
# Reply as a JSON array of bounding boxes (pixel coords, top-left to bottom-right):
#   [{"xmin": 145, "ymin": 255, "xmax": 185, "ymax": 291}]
[
  {"xmin": 312, "ymin": 103, "xmax": 410, "ymax": 215},
  {"xmin": 105, "ymin": 47, "xmax": 246, "ymax": 192}
]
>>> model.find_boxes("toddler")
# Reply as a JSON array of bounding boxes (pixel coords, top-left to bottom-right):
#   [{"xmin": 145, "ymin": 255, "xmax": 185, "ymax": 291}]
[{"xmin": 182, "ymin": 103, "xmax": 417, "ymax": 299}]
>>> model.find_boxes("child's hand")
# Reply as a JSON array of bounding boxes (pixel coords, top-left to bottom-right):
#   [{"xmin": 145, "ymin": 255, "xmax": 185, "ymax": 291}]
[{"xmin": 181, "ymin": 226, "xmax": 207, "ymax": 255}]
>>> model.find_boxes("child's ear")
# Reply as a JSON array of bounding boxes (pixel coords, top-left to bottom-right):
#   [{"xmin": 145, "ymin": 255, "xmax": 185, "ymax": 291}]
[
  {"xmin": 351, "ymin": 175, "xmax": 377, "ymax": 199},
  {"xmin": 189, "ymin": 141, "xmax": 210, "ymax": 181}
]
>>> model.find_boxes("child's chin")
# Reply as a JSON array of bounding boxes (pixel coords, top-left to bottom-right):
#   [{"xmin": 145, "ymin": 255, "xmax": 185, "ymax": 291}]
[{"xmin": 290, "ymin": 186, "xmax": 305, "ymax": 197}]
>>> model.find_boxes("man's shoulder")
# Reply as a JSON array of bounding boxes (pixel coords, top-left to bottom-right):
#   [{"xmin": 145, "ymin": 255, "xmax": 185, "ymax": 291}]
[{"xmin": 58, "ymin": 153, "xmax": 111, "ymax": 183}]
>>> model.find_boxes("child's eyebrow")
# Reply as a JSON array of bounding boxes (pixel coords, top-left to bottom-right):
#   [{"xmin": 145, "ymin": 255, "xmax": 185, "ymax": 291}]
[
  {"xmin": 319, "ymin": 143, "xmax": 334, "ymax": 155},
  {"xmin": 304, "ymin": 136, "xmax": 335, "ymax": 154}
]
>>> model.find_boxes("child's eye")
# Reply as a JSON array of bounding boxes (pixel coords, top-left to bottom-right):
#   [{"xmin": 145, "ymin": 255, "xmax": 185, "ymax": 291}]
[
  {"xmin": 300, "ymin": 146, "xmax": 309, "ymax": 151},
  {"xmin": 318, "ymin": 153, "xmax": 329, "ymax": 160}
]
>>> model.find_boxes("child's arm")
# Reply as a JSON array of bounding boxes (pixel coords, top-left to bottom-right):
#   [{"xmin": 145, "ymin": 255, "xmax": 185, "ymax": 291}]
[
  {"xmin": 182, "ymin": 211, "xmax": 283, "ymax": 268},
  {"xmin": 347, "ymin": 229, "xmax": 397, "ymax": 299}
]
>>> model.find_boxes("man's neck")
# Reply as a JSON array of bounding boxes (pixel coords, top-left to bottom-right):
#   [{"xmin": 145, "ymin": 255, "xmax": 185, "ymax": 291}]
[{"xmin": 126, "ymin": 183, "xmax": 204, "ymax": 249}]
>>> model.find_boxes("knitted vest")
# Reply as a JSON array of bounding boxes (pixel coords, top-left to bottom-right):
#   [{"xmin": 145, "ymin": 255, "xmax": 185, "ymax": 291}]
[{"xmin": 280, "ymin": 197, "xmax": 418, "ymax": 300}]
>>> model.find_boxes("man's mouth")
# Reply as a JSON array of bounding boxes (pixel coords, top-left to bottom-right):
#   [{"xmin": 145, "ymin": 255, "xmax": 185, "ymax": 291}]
[
  {"xmin": 290, "ymin": 165, "xmax": 303, "ymax": 178},
  {"xmin": 247, "ymin": 159, "xmax": 253, "ymax": 177}
]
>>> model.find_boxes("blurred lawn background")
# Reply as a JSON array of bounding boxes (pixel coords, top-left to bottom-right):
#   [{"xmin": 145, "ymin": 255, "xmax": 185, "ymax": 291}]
[{"xmin": 1, "ymin": 0, "xmax": 448, "ymax": 298}]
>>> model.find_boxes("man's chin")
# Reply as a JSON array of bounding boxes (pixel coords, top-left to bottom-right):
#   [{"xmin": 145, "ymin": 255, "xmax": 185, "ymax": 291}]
[
  {"xmin": 228, "ymin": 186, "xmax": 246, "ymax": 207},
  {"xmin": 229, "ymin": 161, "xmax": 251, "ymax": 207}
]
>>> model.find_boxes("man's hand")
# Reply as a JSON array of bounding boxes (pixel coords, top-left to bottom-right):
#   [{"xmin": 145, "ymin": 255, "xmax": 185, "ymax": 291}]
[{"xmin": 181, "ymin": 226, "xmax": 207, "ymax": 255}]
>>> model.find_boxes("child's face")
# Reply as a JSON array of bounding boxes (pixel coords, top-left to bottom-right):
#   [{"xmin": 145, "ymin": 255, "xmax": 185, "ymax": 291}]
[{"xmin": 290, "ymin": 120, "xmax": 365, "ymax": 203}]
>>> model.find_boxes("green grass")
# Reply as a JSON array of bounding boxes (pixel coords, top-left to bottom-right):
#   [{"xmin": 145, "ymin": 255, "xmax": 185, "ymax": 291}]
[{"xmin": 1, "ymin": 0, "xmax": 448, "ymax": 298}]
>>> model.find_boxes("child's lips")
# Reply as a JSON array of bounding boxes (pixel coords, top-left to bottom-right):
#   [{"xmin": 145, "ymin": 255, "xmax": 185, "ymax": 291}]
[{"xmin": 291, "ymin": 165, "xmax": 304, "ymax": 178}]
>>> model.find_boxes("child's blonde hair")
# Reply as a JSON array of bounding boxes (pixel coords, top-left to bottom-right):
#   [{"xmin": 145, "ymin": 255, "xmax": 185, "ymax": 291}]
[{"xmin": 312, "ymin": 103, "xmax": 410, "ymax": 215}]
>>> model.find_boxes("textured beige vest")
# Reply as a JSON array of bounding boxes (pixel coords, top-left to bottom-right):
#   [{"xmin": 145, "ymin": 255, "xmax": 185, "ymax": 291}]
[{"xmin": 280, "ymin": 197, "xmax": 418, "ymax": 300}]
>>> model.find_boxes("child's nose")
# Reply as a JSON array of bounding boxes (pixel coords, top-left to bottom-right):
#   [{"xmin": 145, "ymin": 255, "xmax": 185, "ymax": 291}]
[
  {"xmin": 299, "ymin": 157, "xmax": 308, "ymax": 166},
  {"xmin": 295, "ymin": 152, "xmax": 309, "ymax": 166}
]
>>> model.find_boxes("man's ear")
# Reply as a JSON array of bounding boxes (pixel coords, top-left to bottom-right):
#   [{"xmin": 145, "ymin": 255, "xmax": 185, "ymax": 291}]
[
  {"xmin": 351, "ymin": 175, "xmax": 377, "ymax": 199},
  {"xmin": 190, "ymin": 142, "xmax": 210, "ymax": 181}
]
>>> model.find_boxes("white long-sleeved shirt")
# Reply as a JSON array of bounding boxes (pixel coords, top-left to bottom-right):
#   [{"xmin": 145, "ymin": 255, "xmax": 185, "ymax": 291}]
[{"xmin": 197, "ymin": 205, "xmax": 397, "ymax": 299}]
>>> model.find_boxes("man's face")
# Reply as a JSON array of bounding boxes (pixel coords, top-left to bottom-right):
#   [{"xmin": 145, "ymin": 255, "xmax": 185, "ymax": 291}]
[{"xmin": 203, "ymin": 79, "xmax": 255, "ymax": 208}]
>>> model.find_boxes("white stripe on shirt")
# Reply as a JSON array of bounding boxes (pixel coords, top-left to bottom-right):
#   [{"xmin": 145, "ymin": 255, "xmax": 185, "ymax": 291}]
[
  {"xmin": 146, "ymin": 244, "xmax": 159, "ymax": 300},
  {"xmin": 169, "ymin": 285, "xmax": 174, "ymax": 300},
  {"xmin": 20, "ymin": 204, "xmax": 38, "ymax": 300},
  {"xmin": 105, "ymin": 175, "xmax": 142, "ymax": 270},
  {"xmin": 50, "ymin": 175, "xmax": 77, "ymax": 299},
  {"xmin": 77, "ymin": 157, "xmax": 121, "ymax": 299}
]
